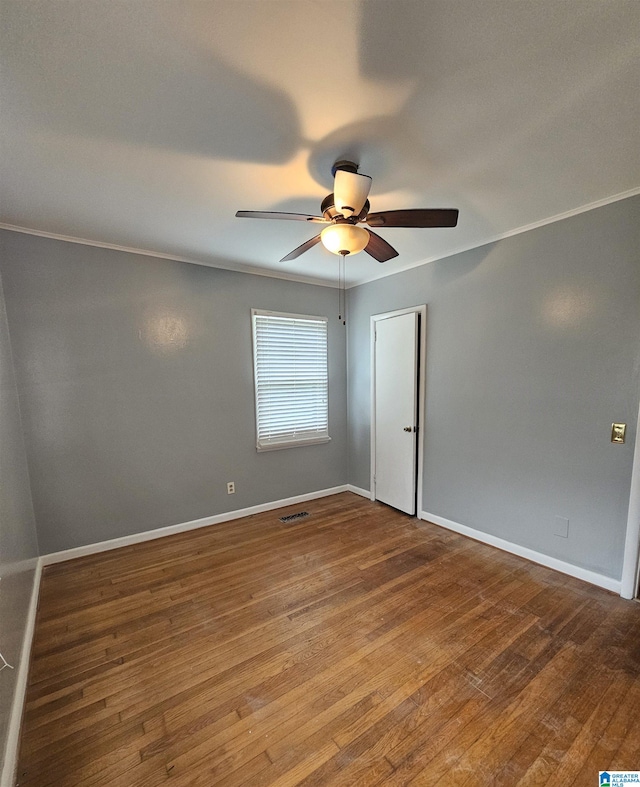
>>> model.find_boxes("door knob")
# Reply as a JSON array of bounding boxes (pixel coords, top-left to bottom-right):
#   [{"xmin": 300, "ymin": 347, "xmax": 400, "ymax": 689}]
[{"xmin": 403, "ymin": 426, "xmax": 413, "ymax": 432}]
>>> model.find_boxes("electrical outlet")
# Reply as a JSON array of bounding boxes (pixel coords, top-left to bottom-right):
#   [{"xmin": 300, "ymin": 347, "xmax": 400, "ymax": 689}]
[
  {"xmin": 554, "ymin": 516, "xmax": 569, "ymax": 538},
  {"xmin": 227, "ymin": 481, "xmax": 235, "ymax": 495}
]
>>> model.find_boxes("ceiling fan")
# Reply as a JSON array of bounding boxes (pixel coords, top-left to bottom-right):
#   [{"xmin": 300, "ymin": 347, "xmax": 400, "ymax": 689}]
[{"xmin": 236, "ymin": 161, "xmax": 459, "ymax": 263}]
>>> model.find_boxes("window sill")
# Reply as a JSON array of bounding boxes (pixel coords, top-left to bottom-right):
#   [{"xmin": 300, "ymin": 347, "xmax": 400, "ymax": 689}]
[{"xmin": 256, "ymin": 436, "xmax": 331, "ymax": 452}]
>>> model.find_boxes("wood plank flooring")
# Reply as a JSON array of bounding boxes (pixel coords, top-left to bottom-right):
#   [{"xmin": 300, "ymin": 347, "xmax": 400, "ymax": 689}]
[{"xmin": 16, "ymin": 492, "xmax": 640, "ymax": 786}]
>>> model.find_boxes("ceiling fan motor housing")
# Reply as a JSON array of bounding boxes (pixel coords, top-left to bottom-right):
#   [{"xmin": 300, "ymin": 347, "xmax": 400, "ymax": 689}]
[
  {"xmin": 321, "ymin": 193, "xmax": 339, "ymax": 220},
  {"xmin": 321, "ymin": 194, "xmax": 370, "ymax": 222}
]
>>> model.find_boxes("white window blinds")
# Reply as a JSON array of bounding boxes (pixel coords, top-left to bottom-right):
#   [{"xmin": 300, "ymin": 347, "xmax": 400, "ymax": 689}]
[{"xmin": 252, "ymin": 310, "xmax": 330, "ymax": 451}]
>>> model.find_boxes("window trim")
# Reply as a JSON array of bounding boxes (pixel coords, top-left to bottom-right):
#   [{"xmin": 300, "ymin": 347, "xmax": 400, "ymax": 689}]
[{"xmin": 251, "ymin": 308, "xmax": 330, "ymax": 452}]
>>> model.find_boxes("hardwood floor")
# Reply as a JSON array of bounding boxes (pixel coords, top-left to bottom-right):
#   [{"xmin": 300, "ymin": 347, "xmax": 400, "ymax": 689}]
[{"xmin": 16, "ymin": 492, "xmax": 640, "ymax": 786}]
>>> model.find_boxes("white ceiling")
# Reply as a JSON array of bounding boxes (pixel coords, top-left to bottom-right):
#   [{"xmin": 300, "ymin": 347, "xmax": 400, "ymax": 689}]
[{"xmin": 1, "ymin": 0, "xmax": 639, "ymax": 287}]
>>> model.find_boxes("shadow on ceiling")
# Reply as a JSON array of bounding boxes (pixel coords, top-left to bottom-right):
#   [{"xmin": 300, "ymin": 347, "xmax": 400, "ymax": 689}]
[{"xmin": 3, "ymin": 1, "xmax": 300, "ymax": 165}]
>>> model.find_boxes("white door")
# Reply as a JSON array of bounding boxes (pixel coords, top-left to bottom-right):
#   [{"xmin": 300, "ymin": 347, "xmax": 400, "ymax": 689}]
[{"xmin": 374, "ymin": 312, "xmax": 419, "ymax": 514}]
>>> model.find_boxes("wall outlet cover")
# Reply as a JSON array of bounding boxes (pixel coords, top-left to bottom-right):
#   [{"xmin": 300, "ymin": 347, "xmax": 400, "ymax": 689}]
[{"xmin": 554, "ymin": 516, "xmax": 569, "ymax": 538}]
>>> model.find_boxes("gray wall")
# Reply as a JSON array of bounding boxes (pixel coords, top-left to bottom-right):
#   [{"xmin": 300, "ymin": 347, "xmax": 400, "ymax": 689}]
[
  {"xmin": 1, "ymin": 196, "xmax": 638, "ymax": 578},
  {"xmin": 0, "ymin": 269, "xmax": 39, "ymax": 773},
  {"xmin": 348, "ymin": 195, "xmax": 640, "ymax": 580},
  {"xmin": 0, "ymin": 231, "xmax": 347, "ymax": 554}
]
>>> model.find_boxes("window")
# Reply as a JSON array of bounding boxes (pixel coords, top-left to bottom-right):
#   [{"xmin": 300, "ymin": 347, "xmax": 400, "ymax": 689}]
[{"xmin": 252, "ymin": 309, "xmax": 329, "ymax": 451}]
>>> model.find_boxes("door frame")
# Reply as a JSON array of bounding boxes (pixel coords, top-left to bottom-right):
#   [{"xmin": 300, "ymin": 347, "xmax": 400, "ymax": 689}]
[
  {"xmin": 620, "ymin": 398, "xmax": 640, "ymax": 599},
  {"xmin": 370, "ymin": 305, "xmax": 427, "ymax": 515}
]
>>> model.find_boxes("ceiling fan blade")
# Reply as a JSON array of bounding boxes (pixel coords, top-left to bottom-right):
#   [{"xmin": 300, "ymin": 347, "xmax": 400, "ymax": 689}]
[
  {"xmin": 366, "ymin": 209, "xmax": 459, "ymax": 228},
  {"xmin": 364, "ymin": 230, "xmax": 399, "ymax": 263},
  {"xmin": 333, "ymin": 170, "xmax": 372, "ymax": 218},
  {"xmin": 279, "ymin": 234, "xmax": 322, "ymax": 262},
  {"xmin": 236, "ymin": 210, "xmax": 327, "ymax": 223}
]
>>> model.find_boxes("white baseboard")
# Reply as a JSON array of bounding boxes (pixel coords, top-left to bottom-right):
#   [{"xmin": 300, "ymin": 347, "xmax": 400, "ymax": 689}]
[
  {"xmin": 346, "ymin": 484, "xmax": 373, "ymax": 500},
  {"xmin": 1, "ymin": 559, "xmax": 42, "ymax": 787},
  {"xmin": 41, "ymin": 485, "xmax": 350, "ymax": 566},
  {"xmin": 421, "ymin": 510, "xmax": 621, "ymax": 594}
]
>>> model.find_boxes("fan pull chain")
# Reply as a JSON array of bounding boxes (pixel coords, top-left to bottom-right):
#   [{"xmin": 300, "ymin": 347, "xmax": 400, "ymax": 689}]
[
  {"xmin": 338, "ymin": 254, "xmax": 342, "ymax": 323},
  {"xmin": 338, "ymin": 253, "xmax": 347, "ymax": 325}
]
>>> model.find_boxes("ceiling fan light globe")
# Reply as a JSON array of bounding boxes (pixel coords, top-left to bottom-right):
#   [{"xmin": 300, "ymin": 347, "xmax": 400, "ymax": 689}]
[{"xmin": 320, "ymin": 224, "xmax": 369, "ymax": 256}]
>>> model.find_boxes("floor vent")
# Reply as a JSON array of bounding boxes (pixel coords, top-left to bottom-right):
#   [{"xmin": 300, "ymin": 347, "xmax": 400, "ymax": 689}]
[{"xmin": 279, "ymin": 511, "xmax": 310, "ymax": 523}]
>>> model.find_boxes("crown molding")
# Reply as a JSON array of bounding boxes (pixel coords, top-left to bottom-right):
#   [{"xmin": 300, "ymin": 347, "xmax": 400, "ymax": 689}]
[
  {"xmin": 347, "ymin": 185, "xmax": 640, "ymax": 288},
  {"xmin": 0, "ymin": 223, "xmax": 338, "ymax": 289},
  {"xmin": 2, "ymin": 185, "xmax": 639, "ymax": 291}
]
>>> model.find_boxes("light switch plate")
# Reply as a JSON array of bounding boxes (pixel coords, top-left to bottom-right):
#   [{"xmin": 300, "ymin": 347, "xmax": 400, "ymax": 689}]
[{"xmin": 611, "ymin": 423, "xmax": 626, "ymax": 444}]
